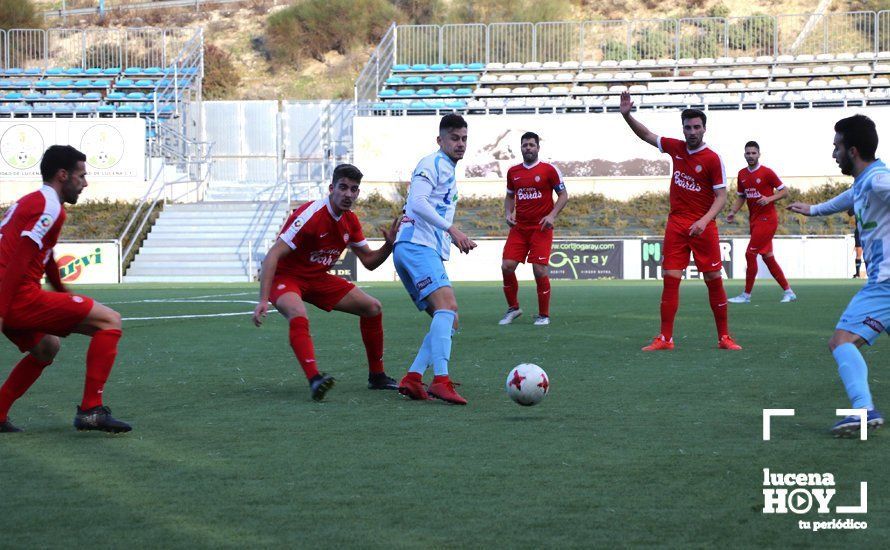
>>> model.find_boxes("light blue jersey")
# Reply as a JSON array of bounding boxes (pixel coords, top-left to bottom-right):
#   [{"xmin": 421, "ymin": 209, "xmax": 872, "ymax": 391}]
[
  {"xmin": 395, "ymin": 150, "xmax": 459, "ymax": 261},
  {"xmin": 813, "ymin": 159, "xmax": 890, "ymax": 284}
]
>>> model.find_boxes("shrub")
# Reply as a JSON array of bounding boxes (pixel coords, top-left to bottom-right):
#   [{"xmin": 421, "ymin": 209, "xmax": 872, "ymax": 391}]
[
  {"xmin": 267, "ymin": 0, "xmax": 399, "ymax": 65},
  {"xmin": 0, "ymin": 0, "xmax": 41, "ymax": 30},
  {"xmin": 202, "ymin": 44, "xmax": 240, "ymax": 100}
]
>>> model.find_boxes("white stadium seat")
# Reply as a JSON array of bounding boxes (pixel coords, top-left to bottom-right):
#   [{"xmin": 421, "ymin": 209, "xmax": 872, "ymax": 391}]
[
  {"xmin": 836, "ymin": 52, "xmax": 855, "ymax": 61},
  {"xmin": 857, "ymin": 52, "xmax": 876, "ymax": 60},
  {"xmin": 571, "ymin": 85, "xmax": 589, "ymax": 94},
  {"xmin": 879, "ymin": 51, "xmax": 890, "ymax": 59},
  {"xmin": 871, "ymin": 77, "xmax": 890, "ymax": 85},
  {"xmin": 604, "ymin": 96, "xmax": 621, "ymax": 106},
  {"xmin": 595, "ymin": 72, "xmax": 613, "ymax": 81},
  {"xmin": 633, "ymin": 71, "xmax": 652, "ymax": 79},
  {"xmin": 767, "ymin": 80, "xmax": 787, "ymax": 89},
  {"xmin": 588, "ymin": 85, "xmax": 608, "ymax": 93},
  {"xmin": 706, "ymin": 82, "xmax": 727, "ymax": 90},
  {"xmin": 499, "ymin": 74, "xmax": 517, "ymax": 82},
  {"xmin": 523, "ymin": 61, "xmax": 542, "ymax": 69},
  {"xmin": 506, "ymin": 97, "xmax": 527, "ymax": 107},
  {"xmin": 512, "ymin": 86, "xmax": 531, "ymax": 95},
  {"xmin": 583, "ymin": 96, "xmax": 603, "ymax": 106},
  {"xmin": 784, "ymin": 91, "xmax": 803, "ymax": 101},
  {"xmin": 816, "ymin": 53, "xmax": 835, "ymax": 61},
  {"xmin": 752, "ymin": 68, "xmax": 770, "ymax": 77},
  {"xmin": 788, "ymin": 80, "xmax": 806, "ymax": 88},
  {"xmin": 791, "ymin": 67, "xmax": 811, "ymax": 75},
  {"xmin": 565, "ymin": 97, "xmax": 583, "ymax": 107},
  {"xmin": 747, "ymin": 81, "xmax": 766, "ymax": 89},
  {"xmin": 846, "ymin": 89, "xmax": 865, "ymax": 99},
  {"xmin": 492, "ymin": 87, "xmax": 511, "ymax": 95},
  {"xmin": 728, "ymin": 81, "xmax": 746, "ymax": 91},
  {"xmin": 812, "ymin": 65, "xmax": 833, "ymax": 74},
  {"xmin": 716, "ymin": 56, "xmax": 734, "ymax": 64},
  {"xmin": 832, "ymin": 65, "xmax": 852, "ymax": 74},
  {"xmin": 505, "ymin": 62, "xmax": 523, "ymax": 70},
  {"xmin": 531, "ymin": 86, "xmax": 550, "ymax": 94},
  {"xmin": 736, "ymin": 56, "xmax": 755, "ymax": 64},
  {"xmin": 629, "ymin": 84, "xmax": 646, "ymax": 92},
  {"xmin": 467, "ymin": 99, "xmax": 486, "ymax": 108},
  {"xmin": 830, "ymin": 78, "xmax": 849, "ymax": 88},
  {"xmin": 677, "ymin": 58, "xmax": 695, "ymax": 65},
  {"xmin": 712, "ymin": 69, "xmax": 731, "ymax": 77},
  {"xmin": 875, "ymin": 64, "xmax": 890, "ymax": 72},
  {"xmin": 853, "ymin": 64, "xmax": 871, "ymax": 73},
  {"xmin": 696, "ymin": 57, "xmax": 716, "ymax": 65},
  {"xmin": 480, "ymin": 74, "xmax": 498, "ymax": 83},
  {"xmin": 692, "ymin": 70, "xmax": 711, "ymax": 77},
  {"xmin": 600, "ymin": 60, "xmax": 619, "ymax": 68},
  {"xmin": 689, "ymin": 83, "xmax": 707, "ymax": 91},
  {"xmin": 561, "ymin": 61, "xmax": 580, "ymax": 70},
  {"xmin": 614, "ymin": 72, "xmax": 633, "ymax": 80},
  {"xmin": 608, "ymin": 84, "xmax": 627, "ymax": 92},
  {"xmin": 731, "ymin": 68, "xmax": 750, "ymax": 77},
  {"xmin": 795, "ymin": 54, "xmax": 815, "ymax": 62},
  {"xmin": 536, "ymin": 73, "xmax": 555, "ymax": 82},
  {"xmin": 638, "ymin": 59, "xmax": 657, "ymax": 67},
  {"xmin": 581, "ymin": 60, "xmax": 599, "ymax": 69},
  {"xmin": 776, "ymin": 54, "xmax": 794, "ymax": 63},
  {"xmin": 802, "ymin": 90, "xmax": 824, "ymax": 100},
  {"xmin": 756, "ymin": 55, "xmax": 774, "ymax": 63},
  {"xmin": 486, "ymin": 62, "xmax": 504, "ymax": 70},
  {"xmin": 619, "ymin": 59, "xmax": 637, "ymax": 67},
  {"xmin": 474, "ymin": 88, "xmax": 492, "ymax": 95},
  {"xmin": 550, "ymin": 85, "xmax": 569, "ymax": 95},
  {"xmin": 517, "ymin": 74, "xmax": 535, "ymax": 82},
  {"xmin": 542, "ymin": 61, "xmax": 561, "ymax": 69},
  {"xmin": 555, "ymin": 72, "xmax": 574, "ymax": 81},
  {"xmin": 657, "ymin": 58, "xmax": 676, "ymax": 66},
  {"xmin": 577, "ymin": 71, "xmax": 595, "ymax": 80},
  {"xmin": 808, "ymin": 79, "xmax": 828, "ymax": 88},
  {"xmin": 543, "ymin": 98, "xmax": 564, "ymax": 107}
]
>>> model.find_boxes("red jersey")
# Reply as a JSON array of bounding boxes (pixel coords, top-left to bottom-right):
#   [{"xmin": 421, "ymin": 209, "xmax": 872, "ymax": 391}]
[
  {"xmin": 658, "ymin": 137, "xmax": 726, "ymax": 223},
  {"xmin": 0, "ymin": 186, "xmax": 65, "ymax": 291},
  {"xmin": 506, "ymin": 161, "xmax": 565, "ymax": 226},
  {"xmin": 736, "ymin": 164, "xmax": 784, "ymax": 221},
  {"xmin": 276, "ymin": 197, "xmax": 367, "ymax": 279}
]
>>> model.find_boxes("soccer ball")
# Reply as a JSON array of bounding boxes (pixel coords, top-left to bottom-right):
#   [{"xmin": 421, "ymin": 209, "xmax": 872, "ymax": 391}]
[{"xmin": 506, "ymin": 363, "xmax": 549, "ymax": 406}]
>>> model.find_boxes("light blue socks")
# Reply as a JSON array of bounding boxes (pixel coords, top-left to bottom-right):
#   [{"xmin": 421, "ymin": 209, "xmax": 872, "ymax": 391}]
[
  {"xmin": 833, "ymin": 342, "xmax": 874, "ymax": 410},
  {"xmin": 429, "ymin": 310, "xmax": 456, "ymax": 376}
]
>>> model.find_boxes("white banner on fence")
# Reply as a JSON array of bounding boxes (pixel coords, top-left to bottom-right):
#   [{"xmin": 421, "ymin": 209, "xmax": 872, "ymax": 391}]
[
  {"xmin": 0, "ymin": 119, "xmax": 145, "ymax": 183},
  {"xmin": 354, "ymin": 107, "xmax": 890, "ymax": 182},
  {"xmin": 49, "ymin": 241, "xmax": 121, "ymax": 284}
]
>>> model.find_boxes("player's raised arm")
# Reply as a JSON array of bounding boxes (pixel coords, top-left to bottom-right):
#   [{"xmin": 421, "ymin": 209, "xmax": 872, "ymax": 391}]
[
  {"xmin": 788, "ymin": 188, "xmax": 853, "ymax": 216},
  {"xmin": 619, "ymin": 92, "xmax": 658, "ymax": 148},
  {"xmin": 254, "ymin": 239, "xmax": 292, "ymax": 326},
  {"xmin": 352, "ymin": 215, "xmax": 400, "ymax": 271}
]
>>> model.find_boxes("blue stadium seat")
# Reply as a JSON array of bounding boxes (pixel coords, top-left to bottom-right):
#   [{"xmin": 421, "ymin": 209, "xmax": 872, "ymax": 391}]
[
  {"xmin": 0, "ymin": 105, "xmax": 12, "ymax": 115},
  {"xmin": 116, "ymin": 79, "xmax": 134, "ymax": 87},
  {"xmin": 5, "ymin": 92, "xmax": 24, "ymax": 100},
  {"xmin": 409, "ymin": 101, "xmax": 428, "ymax": 109},
  {"xmin": 124, "ymin": 67, "xmax": 143, "ymax": 75},
  {"xmin": 45, "ymin": 68, "xmax": 63, "ymax": 76},
  {"xmin": 126, "ymin": 92, "xmax": 146, "ymax": 100},
  {"xmin": 448, "ymin": 63, "xmax": 466, "ymax": 70},
  {"xmin": 103, "ymin": 68, "xmax": 121, "ymax": 76},
  {"xmin": 74, "ymin": 79, "xmax": 92, "ymax": 87},
  {"xmin": 417, "ymin": 88, "xmax": 435, "ymax": 96},
  {"xmin": 385, "ymin": 76, "xmax": 403, "ymax": 85},
  {"xmin": 379, "ymin": 89, "xmax": 397, "ymax": 97},
  {"xmin": 411, "ymin": 64, "xmax": 429, "ymax": 71},
  {"xmin": 34, "ymin": 80, "xmax": 52, "ymax": 88},
  {"xmin": 430, "ymin": 64, "xmax": 447, "ymax": 71},
  {"xmin": 97, "ymin": 104, "xmax": 115, "ymax": 113},
  {"xmin": 75, "ymin": 105, "xmax": 97, "ymax": 114},
  {"xmin": 33, "ymin": 104, "xmax": 53, "ymax": 114},
  {"xmin": 63, "ymin": 92, "xmax": 82, "ymax": 100},
  {"xmin": 91, "ymin": 79, "xmax": 111, "ymax": 87},
  {"xmin": 116, "ymin": 104, "xmax": 135, "ymax": 113},
  {"xmin": 144, "ymin": 67, "xmax": 162, "ymax": 75},
  {"xmin": 405, "ymin": 76, "xmax": 422, "ymax": 84},
  {"xmin": 422, "ymin": 75, "xmax": 441, "ymax": 84},
  {"xmin": 85, "ymin": 68, "xmax": 102, "ymax": 76},
  {"xmin": 107, "ymin": 92, "xmax": 126, "ymax": 100},
  {"xmin": 12, "ymin": 104, "xmax": 33, "ymax": 113},
  {"xmin": 134, "ymin": 79, "xmax": 153, "ymax": 87},
  {"xmin": 372, "ymin": 102, "xmax": 388, "ymax": 110},
  {"xmin": 392, "ymin": 64, "xmax": 410, "ymax": 72},
  {"xmin": 435, "ymin": 88, "xmax": 455, "ymax": 96},
  {"xmin": 51, "ymin": 79, "xmax": 73, "ymax": 87},
  {"xmin": 64, "ymin": 68, "xmax": 84, "ymax": 76},
  {"xmin": 7, "ymin": 79, "xmax": 32, "ymax": 88},
  {"xmin": 454, "ymin": 88, "xmax": 473, "ymax": 96},
  {"xmin": 23, "ymin": 92, "xmax": 42, "ymax": 100},
  {"xmin": 83, "ymin": 92, "xmax": 102, "ymax": 100},
  {"xmin": 459, "ymin": 75, "xmax": 478, "ymax": 83},
  {"xmin": 441, "ymin": 75, "xmax": 459, "ymax": 84},
  {"xmin": 388, "ymin": 101, "xmax": 407, "ymax": 109},
  {"xmin": 467, "ymin": 62, "xmax": 485, "ymax": 70},
  {"xmin": 44, "ymin": 92, "xmax": 61, "ymax": 100},
  {"xmin": 445, "ymin": 100, "xmax": 467, "ymax": 108},
  {"xmin": 4, "ymin": 68, "xmax": 23, "ymax": 76},
  {"xmin": 396, "ymin": 89, "xmax": 415, "ymax": 97},
  {"xmin": 24, "ymin": 68, "xmax": 41, "ymax": 76},
  {"xmin": 156, "ymin": 79, "xmax": 171, "ymax": 87}
]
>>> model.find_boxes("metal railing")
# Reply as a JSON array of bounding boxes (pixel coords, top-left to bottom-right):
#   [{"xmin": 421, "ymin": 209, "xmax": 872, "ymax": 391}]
[{"xmin": 43, "ymin": 0, "xmax": 261, "ymax": 20}]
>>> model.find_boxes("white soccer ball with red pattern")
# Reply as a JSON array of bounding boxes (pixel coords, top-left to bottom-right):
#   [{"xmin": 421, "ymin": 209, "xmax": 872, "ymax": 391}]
[{"xmin": 506, "ymin": 363, "xmax": 549, "ymax": 406}]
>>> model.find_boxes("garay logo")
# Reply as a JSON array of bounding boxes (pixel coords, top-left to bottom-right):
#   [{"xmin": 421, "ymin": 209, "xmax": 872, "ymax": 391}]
[{"xmin": 57, "ymin": 248, "xmax": 103, "ymax": 282}]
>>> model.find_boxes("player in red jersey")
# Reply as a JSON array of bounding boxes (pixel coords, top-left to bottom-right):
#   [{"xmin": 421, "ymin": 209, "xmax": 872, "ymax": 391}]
[
  {"xmin": 726, "ymin": 141, "xmax": 796, "ymax": 304},
  {"xmin": 499, "ymin": 132, "xmax": 569, "ymax": 326},
  {"xmin": 0, "ymin": 145, "xmax": 131, "ymax": 433},
  {"xmin": 619, "ymin": 92, "xmax": 741, "ymax": 351},
  {"xmin": 252, "ymin": 164, "xmax": 400, "ymax": 401}
]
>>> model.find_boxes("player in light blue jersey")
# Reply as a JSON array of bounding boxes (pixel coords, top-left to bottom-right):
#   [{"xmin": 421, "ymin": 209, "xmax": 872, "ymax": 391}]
[
  {"xmin": 788, "ymin": 114, "xmax": 887, "ymax": 437},
  {"xmin": 395, "ymin": 114, "xmax": 477, "ymax": 405}
]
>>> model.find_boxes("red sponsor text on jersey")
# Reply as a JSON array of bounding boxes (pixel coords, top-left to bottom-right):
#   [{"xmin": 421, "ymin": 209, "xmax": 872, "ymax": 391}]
[
  {"xmin": 0, "ymin": 186, "xmax": 65, "ymax": 291},
  {"xmin": 736, "ymin": 165, "xmax": 783, "ymax": 221},
  {"xmin": 506, "ymin": 161, "xmax": 564, "ymax": 226},
  {"xmin": 276, "ymin": 197, "xmax": 367, "ymax": 279},
  {"xmin": 659, "ymin": 137, "xmax": 726, "ymax": 223}
]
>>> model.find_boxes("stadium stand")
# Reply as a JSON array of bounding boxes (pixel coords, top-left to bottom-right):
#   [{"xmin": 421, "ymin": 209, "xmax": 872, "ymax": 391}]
[{"xmin": 356, "ymin": 10, "xmax": 890, "ymax": 114}]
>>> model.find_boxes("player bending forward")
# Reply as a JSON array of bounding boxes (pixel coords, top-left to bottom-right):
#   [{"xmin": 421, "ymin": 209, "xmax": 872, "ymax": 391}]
[
  {"xmin": 726, "ymin": 141, "xmax": 796, "ymax": 304},
  {"xmin": 395, "ymin": 114, "xmax": 477, "ymax": 405},
  {"xmin": 619, "ymin": 92, "xmax": 741, "ymax": 351},
  {"xmin": 788, "ymin": 114, "xmax": 887, "ymax": 437},
  {"xmin": 0, "ymin": 145, "xmax": 131, "ymax": 433},
  {"xmin": 253, "ymin": 164, "xmax": 400, "ymax": 401},
  {"xmin": 499, "ymin": 131, "xmax": 568, "ymax": 326}
]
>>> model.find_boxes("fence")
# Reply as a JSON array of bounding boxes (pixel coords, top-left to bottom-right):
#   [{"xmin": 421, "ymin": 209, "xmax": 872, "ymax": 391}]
[
  {"xmin": 1, "ymin": 27, "xmax": 196, "ymax": 69},
  {"xmin": 393, "ymin": 10, "xmax": 889, "ymax": 66}
]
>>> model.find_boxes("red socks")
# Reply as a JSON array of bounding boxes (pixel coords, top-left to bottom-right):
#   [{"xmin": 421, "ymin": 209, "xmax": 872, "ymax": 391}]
[
  {"xmin": 359, "ymin": 313, "xmax": 385, "ymax": 374},
  {"xmin": 0, "ymin": 354, "xmax": 52, "ymax": 421},
  {"xmin": 536, "ymin": 276, "xmax": 551, "ymax": 317},
  {"xmin": 289, "ymin": 317, "xmax": 319, "ymax": 380},
  {"xmin": 660, "ymin": 276, "xmax": 681, "ymax": 340},
  {"xmin": 81, "ymin": 329, "xmax": 122, "ymax": 410},
  {"xmin": 744, "ymin": 252, "xmax": 758, "ymax": 294},
  {"xmin": 502, "ymin": 271, "xmax": 519, "ymax": 309},
  {"xmin": 705, "ymin": 277, "xmax": 729, "ymax": 338},
  {"xmin": 763, "ymin": 255, "xmax": 790, "ymax": 290}
]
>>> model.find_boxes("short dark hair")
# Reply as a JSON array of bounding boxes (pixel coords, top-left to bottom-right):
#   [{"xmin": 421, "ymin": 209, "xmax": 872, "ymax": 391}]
[
  {"xmin": 681, "ymin": 108, "xmax": 707, "ymax": 127},
  {"xmin": 40, "ymin": 145, "xmax": 86, "ymax": 182},
  {"xmin": 439, "ymin": 113, "xmax": 467, "ymax": 133},
  {"xmin": 744, "ymin": 141, "xmax": 760, "ymax": 150},
  {"xmin": 835, "ymin": 114, "xmax": 878, "ymax": 161},
  {"xmin": 331, "ymin": 163, "xmax": 363, "ymax": 185},
  {"xmin": 521, "ymin": 131, "xmax": 540, "ymax": 145}
]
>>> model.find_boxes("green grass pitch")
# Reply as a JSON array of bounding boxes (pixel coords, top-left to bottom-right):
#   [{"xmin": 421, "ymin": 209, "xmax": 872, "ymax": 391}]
[{"xmin": 1, "ymin": 280, "xmax": 887, "ymax": 547}]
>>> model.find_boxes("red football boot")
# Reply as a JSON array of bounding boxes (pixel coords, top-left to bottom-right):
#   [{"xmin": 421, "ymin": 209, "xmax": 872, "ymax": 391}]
[
  {"xmin": 398, "ymin": 374, "xmax": 430, "ymax": 401},
  {"xmin": 642, "ymin": 334, "xmax": 674, "ymax": 351},
  {"xmin": 427, "ymin": 377, "xmax": 467, "ymax": 405},
  {"xmin": 718, "ymin": 335, "xmax": 742, "ymax": 350}
]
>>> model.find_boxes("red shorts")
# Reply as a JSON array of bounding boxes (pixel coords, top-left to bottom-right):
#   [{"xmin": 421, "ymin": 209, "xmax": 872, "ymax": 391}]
[
  {"xmin": 747, "ymin": 216, "xmax": 778, "ymax": 255},
  {"xmin": 662, "ymin": 217, "xmax": 722, "ymax": 272},
  {"xmin": 270, "ymin": 273, "xmax": 355, "ymax": 312},
  {"xmin": 2, "ymin": 289, "xmax": 94, "ymax": 352},
  {"xmin": 503, "ymin": 225, "xmax": 553, "ymax": 265}
]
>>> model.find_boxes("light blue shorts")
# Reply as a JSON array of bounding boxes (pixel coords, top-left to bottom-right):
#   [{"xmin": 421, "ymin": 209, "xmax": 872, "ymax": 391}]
[
  {"xmin": 393, "ymin": 242, "xmax": 451, "ymax": 311},
  {"xmin": 837, "ymin": 283, "xmax": 890, "ymax": 345}
]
